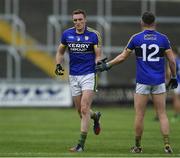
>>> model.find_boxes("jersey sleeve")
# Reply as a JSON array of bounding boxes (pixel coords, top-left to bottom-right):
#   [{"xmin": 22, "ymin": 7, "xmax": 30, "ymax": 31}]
[
  {"xmin": 126, "ymin": 35, "xmax": 135, "ymax": 50},
  {"xmin": 93, "ymin": 31, "xmax": 102, "ymax": 47},
  {"xmin": 163, "ymin": 35, "xmax": 171, "ymax": 50},
  {"xmin": 60, "ymin": 31, "xmax": 67, "ymax": 45}
]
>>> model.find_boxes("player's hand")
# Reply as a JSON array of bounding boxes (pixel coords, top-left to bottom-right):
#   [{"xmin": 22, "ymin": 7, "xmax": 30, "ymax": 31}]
[
  {"xmin": 95, "ymin": 57, "xmax": 111, "ymax": 72},
  {"xmin": 55, "ymin": 64, "xmax": 64, "ymax": 76},
  {"xmin": 166, "ymin": 77, "xmax": 178, "ymax": 90}
]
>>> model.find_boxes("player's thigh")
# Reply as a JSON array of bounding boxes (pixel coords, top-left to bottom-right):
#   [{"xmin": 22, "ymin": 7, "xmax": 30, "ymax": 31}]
[
  {"xmin": 151, "ymin": 83, "xmax": 166, "ymax": 113},
  {"xmin": 73, "ymin": 95, "xmax": 82, "ymax": 110},
  {"xmin": 81, "ymin": 90, "xmax": 94, "ymax": 108},
  {"xmin": 152, "ymin": 93, "xmax": 166, "ymax": 113},
  {"xmin": 135, "ymin": 83, "xmax": 149, "ymax": 114},
  {"xmin": 134, "ymin": 93, "xmax": 149, "ymax": 114},
  {"xmin": 80, "ymin": 73, "xmax": 95, "ymax": 108}
]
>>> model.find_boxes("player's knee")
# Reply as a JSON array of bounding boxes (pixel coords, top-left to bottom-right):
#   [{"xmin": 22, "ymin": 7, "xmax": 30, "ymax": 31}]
[
  {"xmin": 81, "ymin": 106, "xmax": 89, "ymax": 116},
  {"xmin": 158, "ymin": 112, "xmax": 167, "ymax": 120},
  {"xmin": 136, "ymin": 113, "xmax": 144, "ymax": 121}
]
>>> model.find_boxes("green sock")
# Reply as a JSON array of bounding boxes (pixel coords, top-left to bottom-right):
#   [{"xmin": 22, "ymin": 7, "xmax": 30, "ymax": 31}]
[
  {"xmin": 135, "ymin": 136, "xmax": 141, "ymax": 147},
  {"xmin": 163, "ymin": 135, "xmax": 170, "ymax": 145},
  {"xmin": 78, "ymin": 132, "xmax": 87, "ymax": 147}
]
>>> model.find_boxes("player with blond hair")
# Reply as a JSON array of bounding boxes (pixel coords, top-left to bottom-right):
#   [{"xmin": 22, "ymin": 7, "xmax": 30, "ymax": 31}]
[{"xmin": 55, "ymin": 9, "xmax": 102, "ymax": 152}]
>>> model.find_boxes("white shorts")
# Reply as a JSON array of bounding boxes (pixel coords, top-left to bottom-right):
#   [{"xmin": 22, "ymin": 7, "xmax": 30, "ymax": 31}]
[
  {"xmin": 174, "ymin": 83, "xmax": 180, "ymax": 94},
  {"xmin": 69, "ymin": 73, "xmax": 96, "ymax": 96},
  {"xmin": 135, "ymin": 83, "xmax": 166, "ymax": 94}
]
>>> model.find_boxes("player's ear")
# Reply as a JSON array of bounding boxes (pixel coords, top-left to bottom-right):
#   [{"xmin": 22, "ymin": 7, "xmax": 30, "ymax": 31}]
[{"xmin": 140, "ymin": 20, "xmax": 144, "ymax": 26}]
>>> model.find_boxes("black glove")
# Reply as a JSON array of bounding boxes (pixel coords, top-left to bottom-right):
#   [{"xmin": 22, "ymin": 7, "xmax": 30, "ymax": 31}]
[
  {"xmin": 95, "ymin": 57, "xmax": 111, "ymax": 72},
  {"xmin": 55, "ymin": 64, "xmax": 64, "ymax": 76},
  {"xmin": 166, "ymin": 77, "xmax": 178, "ymax": 90}
]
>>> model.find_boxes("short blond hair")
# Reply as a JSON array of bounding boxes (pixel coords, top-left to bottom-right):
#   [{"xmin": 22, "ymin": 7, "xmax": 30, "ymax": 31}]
[{"xmin": 72, "ymin": 9, "xmax": 86, "ymax": 18}]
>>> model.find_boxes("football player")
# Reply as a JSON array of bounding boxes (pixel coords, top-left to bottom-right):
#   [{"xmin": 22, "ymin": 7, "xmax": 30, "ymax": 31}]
[
  {"xmin": 96, "ymin": 11, "xmax": 177, "ymax": 153},
  {"xmin": 55, "ymin": 9, "xmax": 102, "ymax": 152}
]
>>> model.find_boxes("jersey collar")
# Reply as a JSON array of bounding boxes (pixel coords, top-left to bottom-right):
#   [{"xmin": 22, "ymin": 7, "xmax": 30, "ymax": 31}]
[
  {"xmin": 143, "ymin": 29, "xmax": 155, "ymax": 33},
  {"xmin": 75, "ymin": 26, "xmax": 87, "ymax": 34}
]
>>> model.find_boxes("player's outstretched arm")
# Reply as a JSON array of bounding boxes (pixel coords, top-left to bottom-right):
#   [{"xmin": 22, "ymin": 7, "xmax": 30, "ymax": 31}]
[
  {"xmin": 108, "ymin": 48, "xmax": 131, "ymax": 66},
  {"xmin": 96, "ymin": 48, "xmax": 131, "ymax": 72}
]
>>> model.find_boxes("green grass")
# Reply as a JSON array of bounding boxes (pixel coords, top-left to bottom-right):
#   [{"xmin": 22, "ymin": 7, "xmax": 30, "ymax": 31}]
[{"xmin": 0, "ymin": 106, "xmax": 179, "ymax": 157}]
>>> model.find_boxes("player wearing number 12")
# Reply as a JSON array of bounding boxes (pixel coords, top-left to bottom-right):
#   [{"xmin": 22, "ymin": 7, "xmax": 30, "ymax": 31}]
[{"xmin": 96, "ymin": 12, "xmax": 178, "ymax": 153}]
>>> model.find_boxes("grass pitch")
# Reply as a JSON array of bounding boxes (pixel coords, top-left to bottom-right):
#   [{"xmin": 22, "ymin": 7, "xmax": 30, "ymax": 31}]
[{"xmin": 0, "ymin": 106, "xmax": 179, "ymax": 157}]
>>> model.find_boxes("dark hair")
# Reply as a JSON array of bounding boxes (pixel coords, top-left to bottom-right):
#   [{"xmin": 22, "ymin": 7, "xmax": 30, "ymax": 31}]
[
  {"xmin": 72, "ymin": 9, "xmax": 86, "ymax": 18},
  {"xmin": 142, "ymin": 12, "xmax": 155, "ymax": 25}
]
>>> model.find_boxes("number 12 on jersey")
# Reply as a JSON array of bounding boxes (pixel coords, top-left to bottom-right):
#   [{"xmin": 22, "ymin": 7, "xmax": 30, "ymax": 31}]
[{"xmin": 141, "ymin": 44, "xmax": 160, "ymax": 62}]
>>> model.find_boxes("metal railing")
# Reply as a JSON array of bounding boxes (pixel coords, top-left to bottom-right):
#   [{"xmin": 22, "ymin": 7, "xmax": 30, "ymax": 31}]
[
  {"xmin": 1, "ymin": 0, "xmax": 180, "ymax": 82},
  {"xmin": 0, "ymin": 46, "xmax": 21, "ymax": 80},
  {"xmin": 48, "ymin": 0, "xmax": 180, "ymax": 54},
  {"xmin": 0, "ymin": 14, "xmax": 26, "ymax": 53},
  {"xmin": 0, "ymin": 0, "xmax": 26, "ymax": 80}
]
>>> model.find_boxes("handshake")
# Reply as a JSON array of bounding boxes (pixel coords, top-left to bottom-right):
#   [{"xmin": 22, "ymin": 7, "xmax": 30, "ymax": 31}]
[{"xmin": 96, "ymin": 58, "xmax": 111, "ymax": 72}]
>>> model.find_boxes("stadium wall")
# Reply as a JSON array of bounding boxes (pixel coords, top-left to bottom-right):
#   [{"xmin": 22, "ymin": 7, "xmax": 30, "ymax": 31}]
[{"xmin": 0, "ymin": 81, "xmax": 72, "ymax": 107}]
